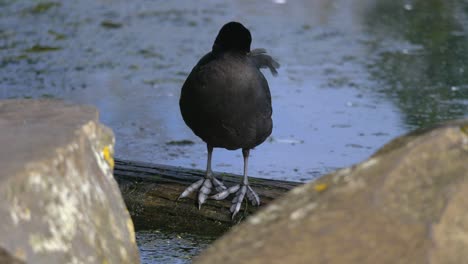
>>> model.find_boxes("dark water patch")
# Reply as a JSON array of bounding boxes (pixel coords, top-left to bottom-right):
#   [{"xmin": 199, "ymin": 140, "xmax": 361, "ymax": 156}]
[
  {"xmin": 332, "ymin": 124, "xmax": 352, "ymax": 128},
  {"xmin": 0, "ymin": 55, "xmax": 33, "ymax": 68},
  {"xmin": 372, "ymin": 132, "xmax": 390, "ymax": 137},
  {"xmin": 40, "ymin": 93, "xmax": 55, "ymax": 98},
  {"xmin": 100, "ymin": 20, "xmax": 123, "ymax": 29},
  {"xmin": 28, "ymin": 2, "xmax": 61, "ymax": 14},
  {"xmin": 138, "ymin": 49, "xmax": 164, "ymax": 59},
  {"xmin": 47, "ymin": 30, "xmax": 66, "ymax": 40},
  {"xmin": 24, "ymin": 45, "xmax": 62, "ymax": 53},
  {"xmin": 143, "ymin": 78, "xmax": 182, "ymax": 86},
  {"xmin": 345, "ymin": 143, "xmax": 365, "ymax": 149},
  {"xmin": 175, "ymin": 71, "xmax": 188, "ymax": 76},
  {"xmin": 128, "ymin": 64, "xmax": 139, "ymax": 70},
  {"xmin": 166, "ymin": 140, "xmax": 195, "ymax": 146}
]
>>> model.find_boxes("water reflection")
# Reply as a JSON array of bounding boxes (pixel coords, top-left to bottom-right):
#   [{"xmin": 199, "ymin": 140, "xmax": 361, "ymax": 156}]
[{"xmin": 364, "ymin": 0, "xmax": 468, "ymax": 129}]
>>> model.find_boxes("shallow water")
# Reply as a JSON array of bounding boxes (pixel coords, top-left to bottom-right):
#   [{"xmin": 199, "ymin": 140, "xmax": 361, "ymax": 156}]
[
  {"xmin": 1, "ymin": 0, "xmax": 467, "ymax": 262},
  {"xmin": 136, "ymin": 231, "xmax": 213, "ymax": 264}
]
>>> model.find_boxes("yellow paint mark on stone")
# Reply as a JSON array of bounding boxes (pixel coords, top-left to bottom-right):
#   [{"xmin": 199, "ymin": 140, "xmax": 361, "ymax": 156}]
[
  {"xmin": 102, "ymin": 146, "xmax": 114, "ymax": 169},
  {"xmin": 314, "ymin": 183, "xmax": 328, "ymax": 192},
  {"xmin": 127, "ymin": 219, "xmax": 136, "ymax": 244},
  {"xmin": 461, "ymin": 124, "xmax": 468, "ymax": 136}
]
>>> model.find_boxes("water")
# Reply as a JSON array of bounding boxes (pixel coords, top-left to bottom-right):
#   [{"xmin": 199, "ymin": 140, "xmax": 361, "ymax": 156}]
[
  {"xmin": 1, "ymin": 0, "xmax": 467, "ymax": 263},
  {"xmin": 136, "ymin": 231, "xmax": 213, "ymax": 264}
]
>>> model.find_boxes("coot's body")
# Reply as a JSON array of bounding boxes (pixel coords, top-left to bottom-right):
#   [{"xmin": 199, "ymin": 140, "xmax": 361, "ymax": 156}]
[
  {"xmin": 180, "ymin": 52, "xmax": 272, "ymax": 150},
  {"xmin": 178, "ymin": 22, "xmax": 279, "ymax": 217}
]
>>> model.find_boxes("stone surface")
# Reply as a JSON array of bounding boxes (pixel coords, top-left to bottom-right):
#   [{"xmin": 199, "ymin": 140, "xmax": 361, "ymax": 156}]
[
  {"xmin": 0, "ymin": 248, "xmax": 24, "ymax": 264},
  {"xmin": 0, "ymin": 99, "xmax": 139, "ymax": 263},
  {"xmin": 196, "ymin": 119, "xmax": 468, "ymax": 264}
]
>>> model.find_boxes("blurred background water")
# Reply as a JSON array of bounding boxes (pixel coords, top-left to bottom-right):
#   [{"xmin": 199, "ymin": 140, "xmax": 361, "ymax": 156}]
[{"xmin": 1, "ymin": 0, "xmax": 467, "ymax": 263}]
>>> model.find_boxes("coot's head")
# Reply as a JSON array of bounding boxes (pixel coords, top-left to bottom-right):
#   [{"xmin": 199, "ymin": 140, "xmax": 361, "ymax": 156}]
[{"xmin": 212, "ymin": 22, "xmax": 251, "ymax": 53}]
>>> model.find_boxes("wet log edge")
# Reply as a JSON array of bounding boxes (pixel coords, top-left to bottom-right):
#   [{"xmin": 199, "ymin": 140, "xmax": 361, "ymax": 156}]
[{"xmin": 114, "ymin": 158, "xmax": 301, "ymax": 237}]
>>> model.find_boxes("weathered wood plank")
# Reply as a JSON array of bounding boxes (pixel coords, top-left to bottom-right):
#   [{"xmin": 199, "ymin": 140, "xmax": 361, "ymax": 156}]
[{"xmin": 114, "ymin": 159, "xmax": 301, "ymax": 236}]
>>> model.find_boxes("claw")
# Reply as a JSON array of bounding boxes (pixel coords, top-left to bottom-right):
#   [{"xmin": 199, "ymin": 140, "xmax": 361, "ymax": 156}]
[
  {"xmin": 231, "ymin": 185, "xmax": 247, "ymax": 218},
  {"xmin": 246, "ymin": 185, "xmax": 261, "ymax": 206},
  {"xmin": 211, "ymin": 184, "xmax": 261, "ymax": 219},
  {"xmin": 211, "ymin": 184, "xmax": 240, "ymax": 200},
  {"xmin": 178, "ymin": 177, "xmax": 227, "ymax": 208},
  {"xmin": 212, "ymin": 177, "xmax": 227, "ymax": 192},
  {"xmin": 178, "ymin": 179, "xmax": 204, "ymax": 200},
  {"xmin": 198, "ymin": 179, "xmax": 213, "ymax": 206}
]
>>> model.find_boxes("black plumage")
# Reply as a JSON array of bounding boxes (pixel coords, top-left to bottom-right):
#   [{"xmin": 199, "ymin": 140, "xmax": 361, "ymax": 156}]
[{"xmin": 178, "ymin": 21, "xmax": 279, "ymax": 217}]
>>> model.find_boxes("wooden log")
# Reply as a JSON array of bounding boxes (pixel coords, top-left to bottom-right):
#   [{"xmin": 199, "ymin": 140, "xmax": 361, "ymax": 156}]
[{"xmin": 114, "ymin": 159, "xmax": 301, "ymax": 236}]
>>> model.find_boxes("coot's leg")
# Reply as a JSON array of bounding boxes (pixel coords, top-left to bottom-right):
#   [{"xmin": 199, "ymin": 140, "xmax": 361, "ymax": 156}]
[
  {"xmin": 211, "ymin": 149, "xmax": 261, "ymax": 218},
  {"xmin": 178, "ymin": 145, "xmax": 227, "ymax": 209}
]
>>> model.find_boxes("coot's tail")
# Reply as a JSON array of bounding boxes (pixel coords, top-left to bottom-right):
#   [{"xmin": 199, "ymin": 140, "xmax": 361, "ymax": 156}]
[{"xmin": 248, "ymin": 48, "xmax": 280, "ymax": 76}]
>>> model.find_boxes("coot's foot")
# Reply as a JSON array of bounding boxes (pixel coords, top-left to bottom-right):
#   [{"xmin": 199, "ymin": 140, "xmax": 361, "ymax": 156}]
[
  {"xmin": 178, "ymin": 176, "xmax": 227, "ymax": 209},
  {"xmin": 211, "ymin": 184, "xmax": 260, "ymax": 218}
]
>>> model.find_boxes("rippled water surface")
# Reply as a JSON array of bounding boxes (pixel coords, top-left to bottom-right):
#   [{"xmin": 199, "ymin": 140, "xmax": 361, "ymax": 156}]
[
  {"xmin": 1, "ymin": 0, "xmax": 467, "ymax": 262},
  {"xmin": 136, "ymin": 231, "xmax": 213, "ymax": 264}
]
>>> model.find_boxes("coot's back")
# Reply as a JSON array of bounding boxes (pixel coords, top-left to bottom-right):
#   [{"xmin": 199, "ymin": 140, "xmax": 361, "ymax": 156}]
[{"xmin": 180, "ymin": 51, "xmax": 273, "ymax": 150}]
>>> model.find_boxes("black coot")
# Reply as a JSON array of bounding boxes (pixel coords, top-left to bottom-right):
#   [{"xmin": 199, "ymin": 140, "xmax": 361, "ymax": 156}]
[{"xmin": 178, "ymin": 21, "xmax": 279, "ymax": 218}]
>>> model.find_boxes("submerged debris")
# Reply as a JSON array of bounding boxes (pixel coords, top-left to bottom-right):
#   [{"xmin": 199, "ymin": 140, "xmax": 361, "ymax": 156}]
[
  {"xmin": 47, "ymin": 30, "xmax": 66, "ymax": 40},
  {"xmin": 166, "ymin": 140, "xmax": 195, "ymax": 146},
  {"xmin": 29, "ymin": 2, "xmax": 61, "ymax": 14},
  {"xmin": 24, "ymin": 45, "xmax": 62, "ymax": 53},
  {"xmin": 100, "ymin": 20, "xmax": 123, "ymax": 29}
]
